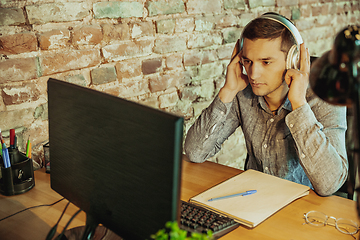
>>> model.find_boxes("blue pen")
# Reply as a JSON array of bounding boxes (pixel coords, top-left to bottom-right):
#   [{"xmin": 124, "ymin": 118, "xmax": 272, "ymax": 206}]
[
  {"xmin": 208, "ymin": 190, "xmax": 257, "ymax": 202},
  {"xmin": 2, "ymin": 143, "xmax": 11, "ymax": 168}
]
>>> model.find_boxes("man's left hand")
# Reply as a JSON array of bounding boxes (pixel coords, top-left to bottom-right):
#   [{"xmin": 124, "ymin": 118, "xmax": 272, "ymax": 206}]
[{"xmin": 284, "ymin": 43, "xmax": 311, "ymax": 110}]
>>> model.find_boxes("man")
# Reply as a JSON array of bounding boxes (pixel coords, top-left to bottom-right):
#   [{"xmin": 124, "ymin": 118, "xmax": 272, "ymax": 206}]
[{"xmin": 184, "ymin": 13, "xmax": 348, "ymax": 197}]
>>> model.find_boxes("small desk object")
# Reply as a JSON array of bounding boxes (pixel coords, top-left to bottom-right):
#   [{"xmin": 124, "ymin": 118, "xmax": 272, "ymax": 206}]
[{"xmin": 0, "ymin": 158, "xmax": 359, "ymax": 240}]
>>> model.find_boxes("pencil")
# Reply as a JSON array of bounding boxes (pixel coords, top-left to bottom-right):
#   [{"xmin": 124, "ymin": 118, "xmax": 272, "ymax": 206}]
[{"xmin": 26, "ymin": 137, "xmax": 31, "ymax": 158}]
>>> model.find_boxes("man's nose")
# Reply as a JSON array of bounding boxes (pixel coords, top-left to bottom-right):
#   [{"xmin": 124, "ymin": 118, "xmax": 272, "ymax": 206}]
[{"xmin": 248, "ymin": 62, "xmax": 262, "ymax": 80}]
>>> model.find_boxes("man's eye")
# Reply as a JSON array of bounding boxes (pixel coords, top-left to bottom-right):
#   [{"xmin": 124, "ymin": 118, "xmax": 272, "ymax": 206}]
[
  {"xmin": 263, "ymin": 61, "xmax": 271, "ymax": 65},
  {"xmin": 242, "ymin": 59, "xmax": 251, "ymax": 64}
]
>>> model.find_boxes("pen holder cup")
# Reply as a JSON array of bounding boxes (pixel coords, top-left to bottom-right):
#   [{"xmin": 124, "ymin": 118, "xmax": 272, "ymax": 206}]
[{"xmin": 0, "ymin": 148, "xmax": 35, "ymax": 196}]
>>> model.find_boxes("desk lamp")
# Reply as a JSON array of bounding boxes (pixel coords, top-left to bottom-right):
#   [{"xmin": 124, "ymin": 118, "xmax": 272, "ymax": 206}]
[{"xmin": 309, "ymin": 25, "xmax": 360, "ymax": 215}]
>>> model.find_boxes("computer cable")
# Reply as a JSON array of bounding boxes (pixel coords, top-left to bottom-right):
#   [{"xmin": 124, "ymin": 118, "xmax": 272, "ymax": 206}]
[
  {"xmin": 0, "ymin": 197, "xmax": 65, "ymax": 222},
  {"xmin": 54, "ymin": 208, "xmax": 83, "ymax": 240},
  {"xmin": 46, "ymin": 200, "xmax": 71, "ymax": 240}
]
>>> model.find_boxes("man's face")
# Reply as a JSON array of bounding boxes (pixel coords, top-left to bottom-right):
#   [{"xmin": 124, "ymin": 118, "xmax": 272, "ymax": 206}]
[{"xmin": 241, "ymin": 37, "xmax": 288, "ymax": 98}]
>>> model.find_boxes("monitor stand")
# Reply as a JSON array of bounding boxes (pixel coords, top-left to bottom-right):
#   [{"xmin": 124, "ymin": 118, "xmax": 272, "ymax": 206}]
[{"xmin": 62, "ymin": 215, "xmax": 123, "ymax": 240}]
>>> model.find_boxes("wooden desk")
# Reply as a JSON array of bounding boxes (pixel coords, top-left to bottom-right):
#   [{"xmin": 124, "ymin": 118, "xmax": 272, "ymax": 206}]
[{"xmin": 0, "ymin": 160, "xmax": 359, "ymax": 240}]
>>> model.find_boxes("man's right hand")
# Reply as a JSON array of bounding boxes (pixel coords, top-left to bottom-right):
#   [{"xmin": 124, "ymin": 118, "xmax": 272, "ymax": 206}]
[{"xmin": 219, "ymin": 40, "xmax": 249, "ymax": 103}]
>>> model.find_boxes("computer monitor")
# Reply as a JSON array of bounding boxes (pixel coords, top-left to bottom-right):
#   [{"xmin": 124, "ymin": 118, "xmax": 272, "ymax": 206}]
[{"xmin": 47, "ymin": 78, "xmax": 184, "ymax": 240}]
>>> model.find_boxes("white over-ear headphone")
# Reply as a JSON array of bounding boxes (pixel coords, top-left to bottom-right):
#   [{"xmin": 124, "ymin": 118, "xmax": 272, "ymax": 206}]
[{"xmin": 239, "ymin": 12, "xmax": 303, "ymax": 70}]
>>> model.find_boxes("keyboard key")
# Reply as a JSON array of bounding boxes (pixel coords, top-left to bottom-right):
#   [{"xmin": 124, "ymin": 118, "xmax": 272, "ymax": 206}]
[{"xmin": 180, "ymin": 200, "xmax": 240, "ymax": 239}]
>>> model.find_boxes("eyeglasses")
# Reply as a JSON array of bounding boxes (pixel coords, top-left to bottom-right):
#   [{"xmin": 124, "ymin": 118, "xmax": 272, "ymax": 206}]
[{"xmin": 303, "ymin": 210, "xmax": 359, "ymax": 237}]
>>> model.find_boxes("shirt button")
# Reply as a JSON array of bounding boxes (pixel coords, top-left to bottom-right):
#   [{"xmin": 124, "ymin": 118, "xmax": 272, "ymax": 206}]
[
  {"xmin": 220, "ymin": 111, "xmax": 225, "ymax": 115},
  {"xmin": 301, "ymin": 153, "xmax": 306, "ymax": 158},
  {"xmin": 289, "ymin": 124, "xmax": 294, "ymax": 128},
  {"xmin": 270, "ymin": 118, "xmax": 274, "ymax": 123},
  {"xmin": 263, "ymin": 144, "xmax": 267, "ymax": 149},
  {"xmin": 265, "ymin": 167, "xmax": 269, "ymax": 171},
  {"xmin": 205, "ymin": 134, "xmax": 209, "ymax": 139}
]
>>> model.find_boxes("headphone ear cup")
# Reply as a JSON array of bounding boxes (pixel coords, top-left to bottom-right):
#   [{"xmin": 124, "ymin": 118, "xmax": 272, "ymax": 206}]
[{"xmin": 286, "ymin": 45, "xmax": 299, "ymax": 69}]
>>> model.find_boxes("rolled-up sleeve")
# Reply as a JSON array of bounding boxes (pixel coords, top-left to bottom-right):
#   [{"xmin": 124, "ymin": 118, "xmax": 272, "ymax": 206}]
[
  {"xmin": 184, "ymin": 95, "xmax": 240, "ymax": 163},
  {"xmin": 285, "ymin": 102, "xmax": 348, "ymax": 196}
]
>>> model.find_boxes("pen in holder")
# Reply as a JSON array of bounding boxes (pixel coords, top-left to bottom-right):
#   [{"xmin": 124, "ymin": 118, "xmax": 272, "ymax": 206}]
[{"xmin": 0, "ymin": 148, "xmax": 35, "ymax": 196}]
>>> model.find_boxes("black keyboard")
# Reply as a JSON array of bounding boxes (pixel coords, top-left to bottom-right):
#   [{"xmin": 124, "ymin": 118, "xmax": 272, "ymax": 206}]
[{"xmin": 180, "ymin": 200, "xmax": 240, "ymax": 239}]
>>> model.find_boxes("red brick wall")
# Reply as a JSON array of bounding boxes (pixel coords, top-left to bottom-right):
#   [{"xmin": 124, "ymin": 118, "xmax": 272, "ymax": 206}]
[{"xmin": 0, "ymin": 0, "xmax": 359, "ymax": 168}]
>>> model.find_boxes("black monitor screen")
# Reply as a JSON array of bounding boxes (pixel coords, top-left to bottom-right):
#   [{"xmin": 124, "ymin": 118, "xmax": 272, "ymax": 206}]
[{"xmin": 47, "ymin": 78, "xmax": 183, "ymax": 240}]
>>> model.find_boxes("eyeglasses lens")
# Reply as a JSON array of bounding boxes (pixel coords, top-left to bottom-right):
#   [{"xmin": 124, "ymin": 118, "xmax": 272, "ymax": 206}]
[
  {"xmin": 306, "ymin": 211, "xmax": 327, "ymax": 227},
  {"xmin": 336, "ymin": 218, "xmax": 358, "ymax": 235}
]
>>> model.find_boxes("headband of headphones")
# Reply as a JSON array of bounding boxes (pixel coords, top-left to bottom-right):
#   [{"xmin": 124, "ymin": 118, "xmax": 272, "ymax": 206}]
[
  {"xmin": 239, "ymin": 12, "xmax": 303, "ymax": 70},
  {"xmin": 239, "ymin": 12, "xmax": 303, "ymax": 49}
]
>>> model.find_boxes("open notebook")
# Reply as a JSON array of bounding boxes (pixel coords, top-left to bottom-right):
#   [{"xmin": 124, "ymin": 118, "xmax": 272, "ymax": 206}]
[{"xmin": 189, "ymin": 169, "xmax": 310, "ymax": 228}]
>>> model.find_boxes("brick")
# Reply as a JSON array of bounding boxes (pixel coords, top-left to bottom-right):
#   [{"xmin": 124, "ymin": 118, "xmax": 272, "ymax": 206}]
[
  {"xmin": 198, "ymin": 80, "xmax": 215, "ymax": 100},
  {"xmin": 149, "ymin": 74, "xmax": 176, "ymax": 93},
  {"xmin": 102, "ymin": 39, "xmax": 153, "ymax": 61},
  {"xmin": 0, "ymin": 57, "xmax": 39, "ymax": 82},
  {"xmin": 187, "ymin": 62, "xmax": 224, "ymax": 82},
  {"xmin": 72, "ymin": 25, "xmax": 103, "ymax": 46},
  {"xmin": 202, "ymin": 50, "xmax": 218, "ymax": 64},
  {"xmin": 291, "ymin": 8, "xmax": 301, "ymax": 20},
  {"xmin": 222, "ymin": 27, "xmax": 241, "ymax": 44},
  {"xmin": 217, "ymin": 44, "xmax": 234, "ymax": 60},
  {"xmin": 118, "ymin": 80, "xmax": 149, "ymax": 98},
  {"xmin": 279, "ymin": 8, "xmax": 292, "ymax": 20},
  {"xmin": 138, "ymin": 97, "xmax": 159, "ymax": 109},
  {"xmin": 168, "ymin": 99, "xmax": 193, "ymax": 120},
  {"xmin": 91, "ymin": 67, "xmax": 117, "ymax": 85},
  {"xmin": 40, "ymin": 49, "xmax": 101, "ymax": 76},
  {"xmin": 263, "ymin": 0, "xmax": 276, "ymax": 6},
  {"xmin": 93, "ymin": 1, "xmax": 143, "ymax": 19},
  {"xmin": 215, "ymin": 15, "xmax": 240, "ymax": 29},
  {"xmin": 2, "ymin": 82, "xmax": 40, "ymax": 105},
  {"xmin": 26, "ymin": 2, "xmax": 91, "ymax": 24},
  {"xmin": 239, "ymin": 13, "xmax": 256, "ymax": 27},
  {"xmin": 0, "ymin": 94, "xmax": 5, "ymax": 111},
  {"xmin": 224, "ymin": 0, "xmax": 245, "ymax": 10},
  {"xmin": 102, "ymin": 23, "xmax": 131, "ymax": 43},
  {"xmin": 38, "ymin": 29, "xmax": 70, "ymax": 50},
  {"xmin": 0, "ymin": 32, "xmax": 37, "ymax": 55},
  {"xmin": 149, "ymin": 71, "xmax": 189, "ymax": 92},
  {"xmin": 131, "ymin": 22, "xmax": 155, "ymax": 38},
  {"xmin": 142, "ymin": 58, "xmax": 162, "ymax": 75},
  {"xmin": 165, "ymin": 53, "xmax": 183, "ymax": 70},
  {"xmin": 300, "ymin": 5, "xmax": 311, "ymax": 18},
  {"xmin": 188, "ymin": 32, "xmax": 222, "ymax": 49},
  {"xmin": 115, "ymin": 59, "xmax": 142, "ymax": 81},
  {"xmin": 175, "ymin": 17, "xmax": 195, "ymax": 33},
  {"xmin": 0, "ymin": 7, "xmax": 26, "ymax": 26},
  {"xmin": 0, "ymin": 108, "xmax": 34, "ymax": 131},
  {"xmin": 187, "ymin": 0, "xmax": 222, "ymax": 15},
  {"xmin": 312, "ymin": 4, "xmax": 329, "ymax": 16},
  {"xmin": 182, "ymin": 80, "xmax": 215, "ymax": 101},
  {"xmin": 34, "ymin": 103, "xmax": 48, "ymax": 120},
  {"xmin": 159, "ymin": 91, "xmax": 179, "ymax": 108},
  {"xmin": 294, "ymin": 19, "xmax": 315, "ymax": 31},
  {"xmin": 277, "ymin": 0, "xmax": 299, "ymax": 7},
  {"xmin": 153, "ymin": 37, "xmax": 187, "ymax": 54},
  {"xmin": 181, "ymin": 85, "xmax": 201, "ymax": 101},
  {"xmin": 146, "ymin": 0, "xmax": 185, "ymax": 17},
  {"xmin": 65, "ymin": 74, "xmax": 87, "ymax": 87},
  {"xmin": 195, "ymin": 16, "xmax": 215, "ymax": 31},
  {"xmin": 184, "ymin": 50, "xmax": 202, "ymax": 66},
  {"xmin": 156, "ymin": 19, "xmax": 175, "ymax": 34},
  {"xmin": 248, "ymin": 0, "xmax": 262, "ymax": 9}
]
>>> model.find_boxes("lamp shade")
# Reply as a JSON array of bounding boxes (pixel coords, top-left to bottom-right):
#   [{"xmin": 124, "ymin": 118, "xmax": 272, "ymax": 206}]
[{"xmin": 309, "ymin": 25, "xmax": 360, "ymax": 106}]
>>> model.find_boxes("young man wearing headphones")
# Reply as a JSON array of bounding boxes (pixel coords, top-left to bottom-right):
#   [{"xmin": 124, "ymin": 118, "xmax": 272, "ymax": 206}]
[{"xmin": 184, "ymin": 13, "xmax": 348, "ymax": 197}]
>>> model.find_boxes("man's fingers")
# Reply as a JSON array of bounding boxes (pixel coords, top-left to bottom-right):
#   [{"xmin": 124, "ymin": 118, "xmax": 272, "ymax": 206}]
[
  {"xmin": 231, "ymin": 39, "xmax": 241, "ymax": 61},
  {"xmin": 299, "ymin": 43, "xmax": 310, "ymax": 73}
]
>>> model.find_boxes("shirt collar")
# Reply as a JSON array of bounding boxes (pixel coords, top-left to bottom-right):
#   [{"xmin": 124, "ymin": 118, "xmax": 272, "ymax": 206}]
[{"xmin": 255, "ymin": 95, "xmax": 293, "ymax": 113}]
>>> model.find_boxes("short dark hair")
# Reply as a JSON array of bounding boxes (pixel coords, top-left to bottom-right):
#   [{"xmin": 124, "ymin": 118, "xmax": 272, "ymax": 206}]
[{"xmin": 242, "ymin": 18, "xmax": 296, "ymax": 54}]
